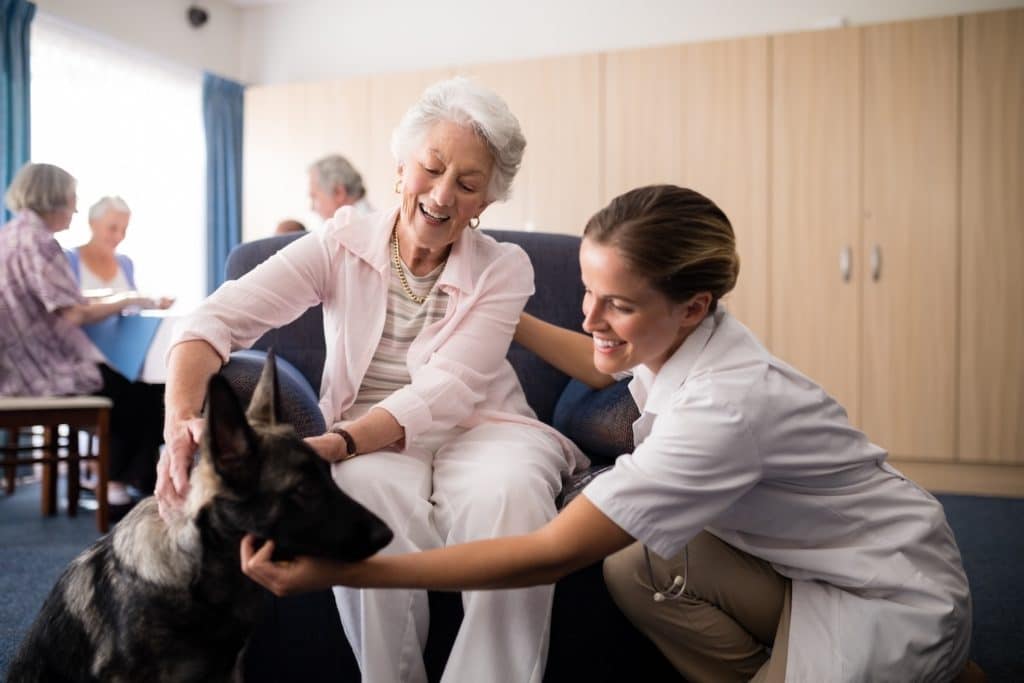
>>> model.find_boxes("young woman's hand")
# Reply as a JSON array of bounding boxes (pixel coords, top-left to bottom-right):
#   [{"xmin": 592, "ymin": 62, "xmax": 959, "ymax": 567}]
[{"xmin": 240, "ymin": 534, "xmax": 348, "ymax": 596}]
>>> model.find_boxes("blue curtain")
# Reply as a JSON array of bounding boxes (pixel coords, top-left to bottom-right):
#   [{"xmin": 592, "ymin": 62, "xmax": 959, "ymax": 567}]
[
  {"xmin": 202, "ymin": 71, "xmax": 244, "ymax": 293},
  {"xmin": 1, "ymin": 0, "xmax": 35, "ymax": 225}
]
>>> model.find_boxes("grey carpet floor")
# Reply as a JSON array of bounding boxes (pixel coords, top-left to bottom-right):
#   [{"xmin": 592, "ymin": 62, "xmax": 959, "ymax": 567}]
[{"xmin": 1, "ymin": 478, "xmax": 102, "ymax": 675}]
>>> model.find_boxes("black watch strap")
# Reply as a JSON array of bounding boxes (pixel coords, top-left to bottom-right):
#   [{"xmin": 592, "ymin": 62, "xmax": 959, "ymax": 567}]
[{"xmin": 329, "ymin": 426, "xmax": 358, "ymax": 460}]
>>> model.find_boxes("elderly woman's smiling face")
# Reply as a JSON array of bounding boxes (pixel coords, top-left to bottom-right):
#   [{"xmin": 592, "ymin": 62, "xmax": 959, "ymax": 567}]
[
  {"xmin": 89, "ymin": 209, "xmax": 130, "ymax": 252},
  {"xmin": 397, "ymin": 120, "xmax": 493, "ymax": 252}
]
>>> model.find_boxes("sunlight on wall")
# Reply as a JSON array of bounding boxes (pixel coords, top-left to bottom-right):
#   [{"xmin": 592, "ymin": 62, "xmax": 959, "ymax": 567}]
[{"xmin": 31, "ymin": 15, "xmax": 206, "ymax": 312}]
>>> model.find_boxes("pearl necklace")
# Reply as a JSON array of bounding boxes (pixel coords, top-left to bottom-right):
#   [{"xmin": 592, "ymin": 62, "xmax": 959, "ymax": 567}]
[{"xmin": 391, "ymin": 227, "xmax": 441, "ymax": 305}]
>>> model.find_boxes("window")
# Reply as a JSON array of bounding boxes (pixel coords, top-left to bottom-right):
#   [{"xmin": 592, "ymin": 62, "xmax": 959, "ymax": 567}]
[{"xmin": 31, "ymin": 14, "xmax": 206, "ymax": 310}]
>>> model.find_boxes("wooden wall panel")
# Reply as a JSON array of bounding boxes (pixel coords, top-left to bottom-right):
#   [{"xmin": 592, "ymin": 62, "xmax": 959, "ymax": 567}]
[
  {"xmin": 680, "ymin": 38, "xmax": 770, "ymax": 340},
  {"xmin": 242, "ymin": 78, "xmax": 369, "ymax": 240},
  {"xmin": 462, "ymin": 54, "xmax": 603, "ymax": 235},
  {"xmin": 365, "ymin": 69, "xmax": 454, "ymax": 212},
  {"xmin": 604, "ymin": 45, "xmax": 686, "ymax": 199},
  {"xmin": 959, "ymin": 9, "xmax": 1024, "ymax": 464},
  {"xmin": 605, "ymin": 38, "xmax": 770, "ymax": 339},
  {"xmin": 862, "ymin": 17, "xmax": 959, "ymax": 460},
  {"xmin": 770, "ymin": 28, "xmax": 862, "ymax": 424}
]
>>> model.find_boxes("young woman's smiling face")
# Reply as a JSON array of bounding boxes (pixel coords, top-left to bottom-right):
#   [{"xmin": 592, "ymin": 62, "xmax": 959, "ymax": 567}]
[
  {"xmin": 580, "ymin": 238, "xmax": 698, "ymax": 376},
  {"xmin": 396, "ymin": 120, "xmax": 493, "ymax": 252}
]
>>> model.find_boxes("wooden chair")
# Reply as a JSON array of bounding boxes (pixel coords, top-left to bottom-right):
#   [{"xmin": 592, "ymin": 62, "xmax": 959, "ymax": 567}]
[{"xmin": 0, "ymin": 396, "xmax": 113, "ymax": 533}]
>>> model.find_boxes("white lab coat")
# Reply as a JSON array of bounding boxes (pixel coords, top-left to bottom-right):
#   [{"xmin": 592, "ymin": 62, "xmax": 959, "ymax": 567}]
[{"xmin": 584, "ymin": 308, "xmax": 971, "ymax": 682}]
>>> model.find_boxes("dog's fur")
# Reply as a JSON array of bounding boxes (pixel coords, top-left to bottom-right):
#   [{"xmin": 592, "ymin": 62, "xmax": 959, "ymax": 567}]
[{"xmin": 7, "ymin": 354, "xmax": 392, "ymax": 682}]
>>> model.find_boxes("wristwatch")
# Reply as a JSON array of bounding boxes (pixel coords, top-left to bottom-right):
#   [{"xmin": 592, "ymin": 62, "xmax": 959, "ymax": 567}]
[{"xmin": 328, "ymin": 426, "xmax": 358, "ymax": 461}]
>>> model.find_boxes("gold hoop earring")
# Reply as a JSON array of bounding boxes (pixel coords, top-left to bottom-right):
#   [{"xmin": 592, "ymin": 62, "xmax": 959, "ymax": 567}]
[
  {"xmin": 394, "ymin": 179, "xmax": 401, "ymax": 194},
  {"xmin": 469, "ymin": 216, "xmax": 480, "ymax": 229}
]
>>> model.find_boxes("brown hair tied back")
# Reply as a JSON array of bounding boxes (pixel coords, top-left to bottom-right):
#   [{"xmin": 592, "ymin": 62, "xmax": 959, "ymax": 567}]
[{"xmin": 583, "ymin": 185, "xmax": 740, "ymax": 312}]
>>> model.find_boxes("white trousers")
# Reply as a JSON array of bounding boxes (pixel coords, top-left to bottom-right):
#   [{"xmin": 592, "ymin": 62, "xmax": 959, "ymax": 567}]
[{"xmin": 331, "ymin": 421, "xmax": 570, "ymax": 683}]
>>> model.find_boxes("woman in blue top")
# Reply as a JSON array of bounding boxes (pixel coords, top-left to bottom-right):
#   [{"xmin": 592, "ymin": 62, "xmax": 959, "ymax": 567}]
[{"xmin": 66, "ymin": 195, "xmax": 170, "ymax": 502}]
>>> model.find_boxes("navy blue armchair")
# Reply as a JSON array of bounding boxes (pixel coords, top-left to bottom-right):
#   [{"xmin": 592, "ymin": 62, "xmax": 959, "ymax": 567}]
[{"xmin": 222, "ymin": 230, "xmax": 677, "ymax": 682}]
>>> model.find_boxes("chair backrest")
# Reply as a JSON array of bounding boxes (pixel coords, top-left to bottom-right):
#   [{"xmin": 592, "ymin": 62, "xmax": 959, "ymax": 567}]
[
  {"xmin": 223, "ymin": 229, "xmax": 585, "ymax": 425},
  {"xmin": 487, "ymin": 230, "xmax": 584, "ymax": 425},
  {"xmin": 225, "ymin": 233, "xmax": 325, "ymax": 392}
]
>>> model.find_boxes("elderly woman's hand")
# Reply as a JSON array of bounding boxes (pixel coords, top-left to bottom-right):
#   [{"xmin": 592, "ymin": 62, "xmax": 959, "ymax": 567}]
[
  {"xmin": 155, "ymin": 414, "xmax": 204, "ymax": 520},
  {"xmin": 131, "ymin": 294, "xmax": 174, "ymax": 310},
  {"xmin": 305, "ymin": 432, "xmax": 347, "ymax": 463},
  {"xmin": 151, "ymin": 296, "xmax": 175, "ymax": 310},
  {"xmin": 240, "ymin": 534, "xmax": 345, "ymax": 596}
]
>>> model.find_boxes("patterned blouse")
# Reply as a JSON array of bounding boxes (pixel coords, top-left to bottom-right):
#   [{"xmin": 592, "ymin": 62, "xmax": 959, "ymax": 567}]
[{"xmin": 0, "ymin": 210, "xmax": 104, "ymax": 396}]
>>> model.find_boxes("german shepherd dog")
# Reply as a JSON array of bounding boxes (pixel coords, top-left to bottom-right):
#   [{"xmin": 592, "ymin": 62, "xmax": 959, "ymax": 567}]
[{"xmin": 7, "ymin": 353, "xmax": 393, "ymax": 682}]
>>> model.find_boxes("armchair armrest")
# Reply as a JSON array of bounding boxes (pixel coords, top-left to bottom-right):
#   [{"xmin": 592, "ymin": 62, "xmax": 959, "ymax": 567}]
[
  {"xmin": 553, "ymin": 378, "xmax": 638, "ymax": 508},
  {"xmin": 220, "ymin": 350, "xmax": 326, "ymax": 438},
  {"xmin": 553, "ymin": 378, "xmax": 637, "ymax": 464}
]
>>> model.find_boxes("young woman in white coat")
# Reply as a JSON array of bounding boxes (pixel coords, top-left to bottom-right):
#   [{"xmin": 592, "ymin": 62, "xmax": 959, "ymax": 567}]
[{"xmin": 241, "ymin": 185, "xmax": 976, "ymax": 682}]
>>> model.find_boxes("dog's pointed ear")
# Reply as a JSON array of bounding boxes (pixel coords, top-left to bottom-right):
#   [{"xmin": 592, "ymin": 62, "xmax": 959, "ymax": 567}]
[
  {"xmin": 246, "ymin": 350, "xmax": 280, "ymax": 427},
  {"xmin": 205, "ymin": 374, "xmax": 260, "ymax": 491}
]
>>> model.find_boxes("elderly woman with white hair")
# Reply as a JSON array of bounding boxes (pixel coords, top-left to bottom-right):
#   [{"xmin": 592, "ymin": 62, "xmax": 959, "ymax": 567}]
[
  {"xmin": 156, "ymin": 77, "xmax": 586, "ymax": 682},
  {"xmin": 65, "ymin": 196, "xmax": 172, "ymax": 493},
  {"xmin": 67, "ymin": 196, "xmax": 172, "ymax": 306},
  {"xmin": 1, "ymin": 163, "xmax": 170, "ymax": 516},
  {"xmin": 67, "ymin": 195, "xmax": 137, "ymax": 291}
]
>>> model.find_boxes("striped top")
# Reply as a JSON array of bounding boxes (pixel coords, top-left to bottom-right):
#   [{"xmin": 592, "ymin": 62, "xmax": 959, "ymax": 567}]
[{"xmin": 349, "ymin": 260, "xmax": 448, "ymax": 414}]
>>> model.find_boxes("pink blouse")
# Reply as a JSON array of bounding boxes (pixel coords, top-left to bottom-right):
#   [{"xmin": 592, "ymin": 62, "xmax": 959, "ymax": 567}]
[
  {"xmin": 0, "ymin": 210, "xmax": 104, "ymax": 396},
  {"xmin": 171, "ymin": 206, "xmax": 586, "ymax": 471}
]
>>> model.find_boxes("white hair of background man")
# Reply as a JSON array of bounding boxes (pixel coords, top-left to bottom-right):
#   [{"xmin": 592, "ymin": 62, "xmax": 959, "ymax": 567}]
[{"xmin": 309, "ymin": 155, "xmax": 367, "ymax": 200}]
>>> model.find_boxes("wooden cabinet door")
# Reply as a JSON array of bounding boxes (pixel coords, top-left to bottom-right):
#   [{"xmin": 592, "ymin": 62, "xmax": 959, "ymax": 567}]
[
  {"xmin": 770, "ymin": 28, "xmax": 862, "ymax": 423},
  {"xmin": 463, "ymin": 55, "xmax": 603, "ymax": 236},
  {"xmin": 605, "ymin": 38, "xmax": 770, "ymax": 340},
  {"xmin": 960, "ymin": 9, "xmax": 1024, "ymax": 464},
  {"xmin": 862, "ymin": 17, "xmax": 959, "ymax": 460}
]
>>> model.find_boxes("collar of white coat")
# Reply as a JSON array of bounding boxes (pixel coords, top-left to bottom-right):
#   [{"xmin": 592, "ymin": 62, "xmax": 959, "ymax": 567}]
[
  {"xmin": 322, "ymin": 205, "xmax": 478, "ymax": 296},
  {"xmin": 627, "ymin": 307, "xmax": 722, "ymax": 416}
]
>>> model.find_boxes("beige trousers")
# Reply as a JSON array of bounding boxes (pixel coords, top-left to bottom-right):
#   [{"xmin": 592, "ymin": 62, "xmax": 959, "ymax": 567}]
[{"xmin": 603, "ymin": 531, "xmax": 792, "ymax": 683}]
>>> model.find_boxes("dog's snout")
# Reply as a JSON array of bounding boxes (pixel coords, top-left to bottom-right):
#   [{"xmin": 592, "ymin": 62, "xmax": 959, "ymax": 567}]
[{"xmin": 367, "ymin": 522, "xmax": 393, "ymax": 553}]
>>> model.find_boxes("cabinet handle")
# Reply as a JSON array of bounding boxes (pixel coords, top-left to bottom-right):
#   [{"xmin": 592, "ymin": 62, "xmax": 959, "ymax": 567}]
[
  {"xmin": 839, "ymin": 246, "xmax": 852, "ymax": 282},
  {"xmin": 870, "ymin": 244, "xmax": 882, "ymax": 282}
]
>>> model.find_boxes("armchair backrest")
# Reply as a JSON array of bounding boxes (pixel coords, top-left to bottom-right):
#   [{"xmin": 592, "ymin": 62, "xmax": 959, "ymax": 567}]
[
  {"xmin": 223, "ymin": 229, "xmax": 585, "ymax": 426},
  {"xmin": 224, "ymin": 232, "xmax": 325, "ymax": 392},
  {"xmin": 487, "ymin": 230, "xmax": 584, "ymax": 425}
]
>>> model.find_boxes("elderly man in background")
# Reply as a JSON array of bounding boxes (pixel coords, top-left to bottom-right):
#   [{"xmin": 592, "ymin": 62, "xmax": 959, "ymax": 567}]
[
  {"xmin": 308, "ymin": 154, "xmax": 372, "ymax": 221},
  {"xmin": 273, "ymin": 218, "xmax": 306, "ymax": 235}
]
